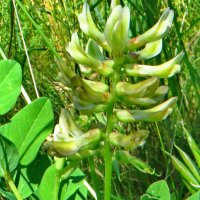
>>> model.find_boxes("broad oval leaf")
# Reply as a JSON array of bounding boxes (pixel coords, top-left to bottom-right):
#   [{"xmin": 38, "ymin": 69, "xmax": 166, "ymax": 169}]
[
  {"xmin": 140, "ymin": 180, "xmax": 170, "ymax": 200},
  {"xmin": 0, "ymin": 97, "xmax": 54, "ymax": 165},
  {"xmin": 0, "ymin": 60, "xmax": 22, "ymax": 115},
  {"xmin": 0, "ymin": 135, "xmax": 19, "ymax": 177}
]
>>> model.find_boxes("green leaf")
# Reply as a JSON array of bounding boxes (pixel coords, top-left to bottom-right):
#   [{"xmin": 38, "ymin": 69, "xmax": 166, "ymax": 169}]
[
  {"xmin": 65, "ymin": 168, "xmax": 86, "ymax": 197},
  {"xmin": 166, "ymin": 152, "xmax": 199, "ymax": 186},
  {"xmin": 186, "ymin": 191, "xmax": 200, "ymax": 200},
  {"xmin": 16, "ymin": 153, "xmax": 51, "ymax": 198},
  {"xmin": 38, "ymin": 164, "xmax": 60, "ymax": 200},
  {"xmin": 175, "ymin": 144, "xmax": 200, "ymax": 183},
  {"xmin": 140, "ymin": 180, "xmax": 170, "ymax": 200},
  {"xmin": 60, "ymin": 168, "xmax": 87, "ymax": 200},
  {"xmin": 0, "ymin": 135, "xmax": 19, "ymax": 177},
  {"xmin": 184, "ymin": 127, "xmax": 200, "ymax": 168},
  {"xmin": 0, "ymin": 97, "xmax": 54, "ymax": 165},
  {"xmin": 0, "ymin": 60, "xmax": 22, "ymax": 115}
]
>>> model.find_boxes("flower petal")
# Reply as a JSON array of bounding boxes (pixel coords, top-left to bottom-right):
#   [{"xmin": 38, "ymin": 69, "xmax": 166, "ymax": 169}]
[{"xmin": 125, "ymin": 52, "xmax": 184, "ymax": 78}]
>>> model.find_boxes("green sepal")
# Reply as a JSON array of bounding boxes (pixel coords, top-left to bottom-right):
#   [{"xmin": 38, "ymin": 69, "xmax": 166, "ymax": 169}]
[{"xmin": 67, "ymin": 149, "xmax": 99, "ymax": 161}]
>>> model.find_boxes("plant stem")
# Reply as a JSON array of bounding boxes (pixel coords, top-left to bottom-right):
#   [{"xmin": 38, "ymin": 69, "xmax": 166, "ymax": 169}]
[
  {"xmin": 104, "ymin": 60, "xmax": 120, "ymax": 200},
  {"xmin": 4, "ymin": 171, "xmax": 23, "ymax": 200}
]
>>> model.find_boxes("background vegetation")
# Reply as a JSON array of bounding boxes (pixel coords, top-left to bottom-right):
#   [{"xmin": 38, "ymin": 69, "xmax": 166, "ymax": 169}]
[{"xmin": 0, "ymin": 0, "xmax": 200, "ymax": 199}]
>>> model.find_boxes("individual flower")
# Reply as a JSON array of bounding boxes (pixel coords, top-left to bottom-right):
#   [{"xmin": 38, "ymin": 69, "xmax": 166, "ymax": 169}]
[
  {"xmin": 127, "ymin": 8, "xmax": 174, "ymax": 50},
  {"xmin": 78, "ymin": 2, "xmax": 110, "ymax": 51},
  {"xmin": 116, "ymin": 97, "xmax": 178, "ymax": 122},
  {"xmin": 125, "ymin": 52, "xmax": 184, "ymax": 78},
  {"xmin": 104, "ymin": 5, "xmax": 130, "ymax": 56}
]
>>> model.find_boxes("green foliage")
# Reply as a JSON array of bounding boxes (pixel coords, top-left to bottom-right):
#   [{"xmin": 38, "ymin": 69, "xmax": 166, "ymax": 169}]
[
  {"xmin": 0, "ymin": 135, "xmax": 19, "ymax": 177},
  {"xmin": 167, "ymin": 128, "xmax": 200, "ymax": 194},
  {"xmin": 38, "ymin": 164, "xmax": 60, "ymax": 200},
  {"xmin": 0, "ymin": 97, "xmax": 54, "ymax": 165},
  {"xmin": 0, "ymin": 60, "xmax": 22, "ymax": 115},
  {"xmin": 140, "ymin": 180, "xmax": 170, "ymax": 200},
  {"xmin": 186, "ymin": 191, "xmax": 200, "ymax": 200}
]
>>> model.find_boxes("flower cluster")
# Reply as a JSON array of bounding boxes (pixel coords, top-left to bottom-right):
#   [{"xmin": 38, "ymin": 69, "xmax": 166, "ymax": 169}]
[{"xmin": 45, "ymin": 1, "xmax": 184, "ymax": 157}]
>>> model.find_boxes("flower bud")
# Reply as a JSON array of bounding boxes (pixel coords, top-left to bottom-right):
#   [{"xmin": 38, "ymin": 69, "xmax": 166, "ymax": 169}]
[
  {"xmin": 67, "ymin": 32, "xmax": 113, "ymax": 76},
  {"xmin": 116, "ymin": 77, "xmax": 159, "ymax": 98},
  {"xmin": 125, "ymin": 51, "xmax": 184, "ymax": 78},
  {"xmin": 116, "ymin": 97, "xmax": 178, "ymax": 122},
  {"xmin": 78, "ymin": 2, "xmax": 110, "ymax": 51},
  {"xmin": 104, "ymin": 5, "xmax": 130, "ymax": 56},
  {"xmin": 127, "ymin": 8, "xmax": 174, "ymax": 50},
  {"xmin": 109, "ymin": 130, "xmax": 149, "ymax": 150},
  {"xmin": 115, "ymin": 150, "xmax": 155, "ymax": 174},
  {"xmin": 138, "ymin": 39, "xmax": 162, "ymax": 60}
]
